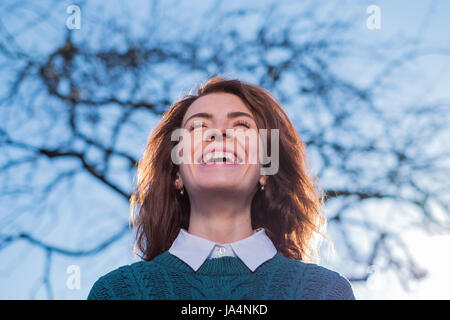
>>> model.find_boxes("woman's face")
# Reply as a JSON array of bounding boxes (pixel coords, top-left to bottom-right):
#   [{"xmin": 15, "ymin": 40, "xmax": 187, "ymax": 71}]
[{"xmin": 177, "ymin": 92, "xmax": 264, "ymax": 197}]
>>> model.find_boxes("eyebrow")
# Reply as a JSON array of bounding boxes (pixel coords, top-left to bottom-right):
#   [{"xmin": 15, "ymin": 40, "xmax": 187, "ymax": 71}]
[{"xmin": 182, "ymin": 111, "xmax": 255, "ymax": 127}]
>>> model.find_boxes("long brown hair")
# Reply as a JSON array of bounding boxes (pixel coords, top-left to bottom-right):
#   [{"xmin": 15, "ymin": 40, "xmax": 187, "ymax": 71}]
[{"xmin": 130, "ymin": 75, "xmax": 327, "ymax": 262}]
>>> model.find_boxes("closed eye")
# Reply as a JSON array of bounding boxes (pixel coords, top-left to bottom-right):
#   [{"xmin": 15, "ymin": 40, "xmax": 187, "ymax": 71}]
[
  {"xmin": 188, "ymin": 122, "xmax": 206, "ymax": 131},
  {"xmin": 233, "ymin": 120, "xmax": 251, "ymax": 128},
  {"xmin": 188, "ymin": 119, "xmax": 251, "ymax": 131}
]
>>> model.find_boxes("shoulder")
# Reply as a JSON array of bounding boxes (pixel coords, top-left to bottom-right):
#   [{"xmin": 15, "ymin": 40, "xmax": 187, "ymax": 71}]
[
  {"xmin": 87, "ymin": 260, "xmax": 159, "ymax": 300},
  {"xmin": 281, "ymin": 256, "xmax": 356, "ymax": 300}
]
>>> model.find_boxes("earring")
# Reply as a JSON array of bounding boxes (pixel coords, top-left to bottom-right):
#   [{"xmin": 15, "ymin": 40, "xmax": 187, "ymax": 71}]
[
  {"xmin": 260, "ymin": 184, "xmax": 265, "ymax": 191},
  {"xmin": 180, "ymin": 187, "xmax": 184, "ymax": 195}
]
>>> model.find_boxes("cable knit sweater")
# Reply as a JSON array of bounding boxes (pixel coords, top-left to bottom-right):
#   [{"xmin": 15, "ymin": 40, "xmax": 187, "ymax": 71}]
[{"xmin": 87, "ymin": 250, "xmax": 355, "ymax": 300}]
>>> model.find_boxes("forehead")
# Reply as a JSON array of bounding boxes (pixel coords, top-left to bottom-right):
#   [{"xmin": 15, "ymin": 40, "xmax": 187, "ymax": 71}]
[{"xmin": 183, "ymin": 93, "xmax": 250, "ymax": 121}]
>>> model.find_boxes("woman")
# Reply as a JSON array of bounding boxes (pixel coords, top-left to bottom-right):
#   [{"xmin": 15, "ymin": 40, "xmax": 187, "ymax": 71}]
[{"xmin": 87, "ymin": 76, "xmax": 356, "ymax": 300}]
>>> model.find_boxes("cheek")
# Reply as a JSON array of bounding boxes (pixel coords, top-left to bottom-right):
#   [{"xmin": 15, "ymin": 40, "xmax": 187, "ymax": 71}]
[
  {"xmin": 190, "ymin": 130, "xmax": 206, "ymax": 163},
  {"xmin": 175, "ymin": 132, "xmax": 202, "ymax": 164},
  {"xmin": 236, "ymin": 130, "xmax": 262, "ymax": 165}
]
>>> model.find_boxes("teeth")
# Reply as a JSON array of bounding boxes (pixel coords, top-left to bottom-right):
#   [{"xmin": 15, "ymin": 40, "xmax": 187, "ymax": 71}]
[{"xmin": 203, "ymin": 152, "xmax": 237, "ymax": 164}]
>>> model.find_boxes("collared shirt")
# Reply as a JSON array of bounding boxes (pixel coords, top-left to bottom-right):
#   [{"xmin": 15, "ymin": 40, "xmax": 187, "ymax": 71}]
[{"xmin": 168, "ymin": 227, "xmax": 278, "ymax": 272}]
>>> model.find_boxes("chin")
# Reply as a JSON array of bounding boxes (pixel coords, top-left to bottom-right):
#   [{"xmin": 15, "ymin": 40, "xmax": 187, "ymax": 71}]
[{"xmin": 197, "ymin": 182, "xmax": 245, "ymax": 191}]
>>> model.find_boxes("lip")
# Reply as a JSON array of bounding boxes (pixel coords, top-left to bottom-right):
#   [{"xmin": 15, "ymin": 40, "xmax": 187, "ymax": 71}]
[
  {"xmin": 199, "ymin": 162, "xmax": 241, "ymax": 168},
  {"xmin": 199, "ymin": 146, "xmax": 243, "ymax": 164}
]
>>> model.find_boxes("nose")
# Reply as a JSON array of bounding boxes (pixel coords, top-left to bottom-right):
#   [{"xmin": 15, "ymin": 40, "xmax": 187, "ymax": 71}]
[{"xmin": 206, "ymin": 126, "xmax": 232, "ymax": 142}]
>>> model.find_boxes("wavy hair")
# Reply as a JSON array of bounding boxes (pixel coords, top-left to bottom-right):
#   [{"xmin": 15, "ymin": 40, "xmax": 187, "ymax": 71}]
[{"xmin": 130, "ymin": 76, "xmax": 327, "ymax": 262}]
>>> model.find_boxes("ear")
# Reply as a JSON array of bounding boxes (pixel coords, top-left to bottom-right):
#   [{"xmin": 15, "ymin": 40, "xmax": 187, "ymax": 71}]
[
  {"xmin": 174, "ymin": 171, "xmax": 183, "ymax": 189},
  {"xmin": 259, "ymin": 175, "xmax": 268, "ymax": 186}
]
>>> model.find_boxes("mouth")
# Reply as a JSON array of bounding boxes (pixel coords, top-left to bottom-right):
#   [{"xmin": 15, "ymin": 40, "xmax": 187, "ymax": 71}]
[
  {"xmin": 198, "ymin": 148, "xmax": 244, "ymax": 165},
  {"xmin": 200, "ymin": 161, "xmax": 241, "ymax": 167}
]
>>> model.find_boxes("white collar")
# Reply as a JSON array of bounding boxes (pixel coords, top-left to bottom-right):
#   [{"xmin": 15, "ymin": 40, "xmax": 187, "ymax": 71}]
[{"xmin": 168, "ymin": 227, "xmax": 277, "ymax": 272}]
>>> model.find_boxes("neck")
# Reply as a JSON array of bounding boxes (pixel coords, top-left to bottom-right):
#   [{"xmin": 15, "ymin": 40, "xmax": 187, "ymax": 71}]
[{"xmin": 187, "ymin": 192, "xmax": 254, "ymax": 244}]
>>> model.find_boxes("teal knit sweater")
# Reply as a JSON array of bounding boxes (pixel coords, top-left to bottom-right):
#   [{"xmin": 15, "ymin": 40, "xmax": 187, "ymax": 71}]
[{"xmin": 87, "ymin": 250, "xmax": 355, "ymax": 300}]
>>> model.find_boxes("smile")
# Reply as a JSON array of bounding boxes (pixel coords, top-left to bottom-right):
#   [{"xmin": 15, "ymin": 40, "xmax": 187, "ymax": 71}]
[
  {"xmin": 200, "ymin": 161, "xmax": 241, "ymax": 167},
  {"xmin": 201, "ymin": 151, "xmax": 243, "ymax": 165}
]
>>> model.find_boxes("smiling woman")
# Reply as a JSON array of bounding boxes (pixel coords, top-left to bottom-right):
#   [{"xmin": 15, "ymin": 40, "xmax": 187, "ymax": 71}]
[{"xmin": 87, "ymin": 75, "xmax": 356, "ymax": 300}]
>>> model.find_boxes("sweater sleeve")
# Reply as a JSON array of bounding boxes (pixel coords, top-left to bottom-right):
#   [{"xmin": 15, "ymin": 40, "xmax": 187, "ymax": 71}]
[
  {"xmin": 87, "ymin": 276, "xmax": 114, "ymax": 300},
  {"xmin": 294, "ymin": 262, "xmax": 357, "ymax": 300},
  {"xmin": 87, "ymin": 265, "xmax": 141, "ymax": 300},
  {"xmin": 326, "ymin": 274, "xmax": 356, "ymax": 300}
]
